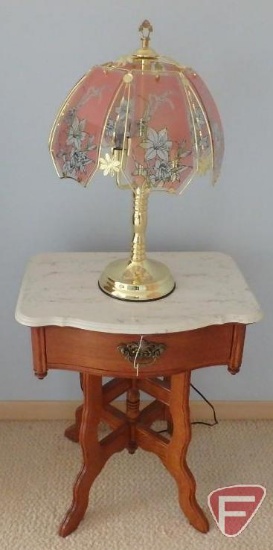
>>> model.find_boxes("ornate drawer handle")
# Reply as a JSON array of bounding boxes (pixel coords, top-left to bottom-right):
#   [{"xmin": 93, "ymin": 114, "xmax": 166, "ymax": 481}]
[{"xmin": 117, "ymin": 338, "xmax": 166, "ymax": 367}]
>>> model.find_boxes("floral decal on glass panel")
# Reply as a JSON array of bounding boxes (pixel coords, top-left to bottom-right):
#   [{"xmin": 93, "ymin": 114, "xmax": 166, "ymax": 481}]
[
  {"xmin": 138, "ymin": 127, "xmax": 191, "ymax": 189},
  {"xmin": 99, "ymin": 72, "xmax": 195, "ymax": 193},
  {"xmin": 183, "ymin": 68, "xmax": 224, "ymax": 183},
  {"xmin": 131, "ymin": 74, "xmax": 195, "ymax": 193},
  {"xmin": 49, "ymin": 66, "xmax": 125, "ymax": 186},
  {"xmin": 58, "ymin": 111, "xmax": 97, "ymax": 180}
]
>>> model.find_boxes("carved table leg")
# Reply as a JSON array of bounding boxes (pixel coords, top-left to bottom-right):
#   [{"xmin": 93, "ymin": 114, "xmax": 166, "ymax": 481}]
[
  {"xmin": 59, "ymin": 374, "xmax": 106, "ymax": 537},
  {"xmin": 165, "ymin": 371, "xmax": 209, "ymax": 533},
  {"xmin": 163, "ymin": 376, "xmax": 173, "ymax": 435},
  {"xmin": 64, "ymin": 374, "xmax": 83, "ymax": 442},
  {"xmin": 64, "ymin": 404, "xmax": 83, "ymax": 443}
]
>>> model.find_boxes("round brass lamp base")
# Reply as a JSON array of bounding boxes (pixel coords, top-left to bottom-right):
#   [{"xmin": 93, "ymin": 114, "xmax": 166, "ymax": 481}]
[{"xmin": 98, "ymin": 258, "xmax": 175, "ymax": 301}]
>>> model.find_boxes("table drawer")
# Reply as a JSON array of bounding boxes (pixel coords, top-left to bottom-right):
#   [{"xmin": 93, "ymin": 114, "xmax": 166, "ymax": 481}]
[{"xmin": 33, "ymin": 323, "xmax": 243, "ymax": 378}]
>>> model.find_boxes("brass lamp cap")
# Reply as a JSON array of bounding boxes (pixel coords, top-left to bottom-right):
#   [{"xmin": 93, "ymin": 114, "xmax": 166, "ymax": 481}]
[{"xmin": 132, "ymin": 19, "xmax": 159, "ymax": 60}]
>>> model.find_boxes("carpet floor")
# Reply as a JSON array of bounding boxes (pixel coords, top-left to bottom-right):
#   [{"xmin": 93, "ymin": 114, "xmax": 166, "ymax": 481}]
[{"xmin": 0, "ymin": 419, "xmax": 272, "ymax": 550}]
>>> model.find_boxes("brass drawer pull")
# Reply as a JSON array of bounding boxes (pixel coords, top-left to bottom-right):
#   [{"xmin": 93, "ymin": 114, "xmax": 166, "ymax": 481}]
[{"xmin": 118, "ymin": 338, "xmax": 166, "ymax": 371}]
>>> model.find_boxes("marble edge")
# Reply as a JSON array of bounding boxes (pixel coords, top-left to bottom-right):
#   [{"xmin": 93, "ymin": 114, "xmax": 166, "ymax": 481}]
[{"xmin": 14, "ymin": 311, "xmax": 263, "ymax": 334}]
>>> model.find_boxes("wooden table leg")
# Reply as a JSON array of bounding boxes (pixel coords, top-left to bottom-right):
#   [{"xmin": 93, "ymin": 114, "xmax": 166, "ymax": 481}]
[
  {"xmin": 64, "ymin": 374, "xmax": 83, "ymax": 443},
  {"xmin": 59, "ymin": 374, "xmax": 106, "ymax": 537},
  {"xmin": 64, "ymin": 404, "xmax": 83, "ymax": 443},
  {"xmin": 163, "ymin": 376, "xmax": 173, "ymax": 435},
  {"xmin": 165, "ymin": 371, "xmax": 209, "ymax": 533},
  {"xmin": 60, "ymin": 371, "xmax": 208, "ymax": 536}
]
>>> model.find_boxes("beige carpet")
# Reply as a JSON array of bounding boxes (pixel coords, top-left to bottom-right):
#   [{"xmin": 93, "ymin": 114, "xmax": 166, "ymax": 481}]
[{"xmin": 0, "ymin": 419, "xmax": 272, "ymax": 550}]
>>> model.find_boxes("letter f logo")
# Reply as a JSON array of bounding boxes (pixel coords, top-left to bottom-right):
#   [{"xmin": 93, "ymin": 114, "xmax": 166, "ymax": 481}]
[{"xmin": 208, "ymin": 485, "xmax": 266, "ymax": 537}]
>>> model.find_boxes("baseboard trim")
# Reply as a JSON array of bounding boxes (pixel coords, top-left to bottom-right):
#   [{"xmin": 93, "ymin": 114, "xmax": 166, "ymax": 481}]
[{"xmin": 0, "ymin": 400, "xmax": 273, "ymax": 421}]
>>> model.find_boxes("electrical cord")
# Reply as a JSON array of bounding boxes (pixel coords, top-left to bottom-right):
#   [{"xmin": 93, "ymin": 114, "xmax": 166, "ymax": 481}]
[
  {"xmin": 190, "ymin": 383, "xmax": 218, "ymax": 427},
  {"xmin": 156, "ymin": 383, "xmax": 218, "ymax": 434}
]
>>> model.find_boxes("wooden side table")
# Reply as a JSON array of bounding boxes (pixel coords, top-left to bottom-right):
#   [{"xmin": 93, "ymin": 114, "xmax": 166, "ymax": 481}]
[{"xmin": 15, "ymin": 252, "xmax": 262, "ymax": 537}]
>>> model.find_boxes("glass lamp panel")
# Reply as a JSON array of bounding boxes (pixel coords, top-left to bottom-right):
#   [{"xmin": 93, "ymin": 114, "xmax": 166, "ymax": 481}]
[
  {"xmin": 49, "ymin": 66, "xmax": 125, "ymax": 186},
  {"xmin": 100, "ymin": 79, "xmax": 133, "ymax": 189},
  {"xmin": 183, "ymin": 68, "xmax": 224, "ymax": 183},
  {"xmin": 121, "ymin": 71, "xmax": 196, "ymax": 194},
  {"xmin": 182, "ymin": 79, "xmax": 213, "ymax": 178}
]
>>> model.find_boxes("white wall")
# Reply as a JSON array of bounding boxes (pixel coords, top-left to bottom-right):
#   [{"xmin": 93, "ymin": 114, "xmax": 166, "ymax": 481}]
[{"xmin": 1, "ymin": 0, "xmax": 272, "ymax": 401}]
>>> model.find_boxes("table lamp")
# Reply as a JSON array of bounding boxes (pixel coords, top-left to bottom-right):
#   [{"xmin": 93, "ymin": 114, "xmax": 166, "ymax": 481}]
[{"xmin": 49, "ymin": 20, "xmax": 224, "ymax": 301}]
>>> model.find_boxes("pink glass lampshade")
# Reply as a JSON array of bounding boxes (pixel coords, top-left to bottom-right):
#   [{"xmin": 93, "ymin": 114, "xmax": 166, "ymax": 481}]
[{"xmin": 49, "ymin": 24, "xmax": 224, "ymax": 195}]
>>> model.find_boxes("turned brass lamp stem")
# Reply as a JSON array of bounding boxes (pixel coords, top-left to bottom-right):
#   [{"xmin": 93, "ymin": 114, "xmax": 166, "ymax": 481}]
[
  {"xmin": 98, "ymin": 181, "xmax": 175, "ymax": 299},
  {"xmin": 98, "ymin": 178, "xmax": 175, "ymax": 299},
  {"xmin": 131, "ymin": 186, "xmax": 149, "ymax": 264}
]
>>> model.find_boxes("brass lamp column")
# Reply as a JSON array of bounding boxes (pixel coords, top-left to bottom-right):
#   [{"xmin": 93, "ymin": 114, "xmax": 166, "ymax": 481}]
[{"xmin": 98, "ymin": 185, "xmax": 175, "ymax": 301}]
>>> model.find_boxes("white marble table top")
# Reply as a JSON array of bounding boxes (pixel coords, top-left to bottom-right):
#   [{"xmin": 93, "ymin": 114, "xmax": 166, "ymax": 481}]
[{"xmin": 15, "ymin": 252, "xmax": 262, "ymax": 334}]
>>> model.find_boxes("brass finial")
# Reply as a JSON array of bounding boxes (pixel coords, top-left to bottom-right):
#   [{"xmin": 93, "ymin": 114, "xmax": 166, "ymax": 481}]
[
  {"xmin": 139, "ymin": 20, "xmax": 153, "ymax": 49},
  {"xmin": 133, "ymin": 20, "xmax": 158, "ymax": 60}
]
